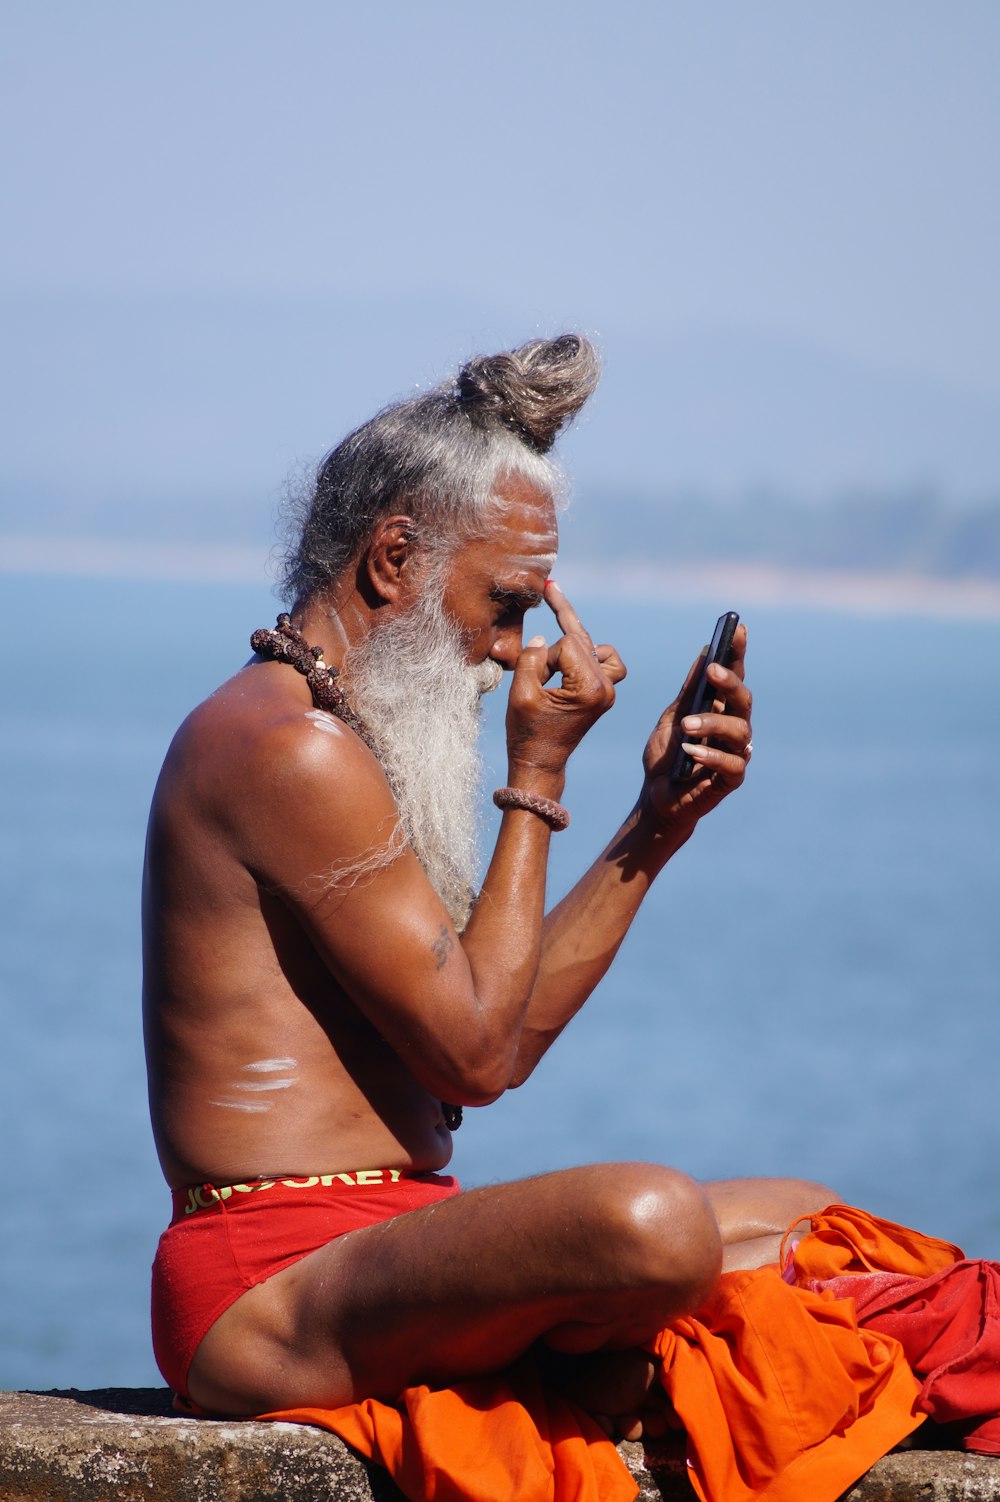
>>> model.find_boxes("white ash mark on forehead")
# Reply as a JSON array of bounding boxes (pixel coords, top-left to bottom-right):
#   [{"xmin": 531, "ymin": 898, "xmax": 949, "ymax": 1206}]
[
  {"xmin": 242, "ymin": 1058, "xmax": 298, "ymax": 1073},
  {"xmin": 503, "ymin": 528, "xmax": 559, "ymax": 548},
  {"xmin": 505, "ymin": 553, "xmax": 558, "ymax": 573}
]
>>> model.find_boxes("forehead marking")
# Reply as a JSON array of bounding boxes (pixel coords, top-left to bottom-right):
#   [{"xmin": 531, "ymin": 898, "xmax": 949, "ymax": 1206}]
[
  {"xmin": 502, "ymin": 524, "xmax": 558, "ymax": 542},
  {"xmin": 502, "ymin": 554, "xmax": 557, "ymax": 573}
]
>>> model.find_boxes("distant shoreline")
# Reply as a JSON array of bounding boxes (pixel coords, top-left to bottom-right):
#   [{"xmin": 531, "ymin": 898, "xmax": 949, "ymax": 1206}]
[
  {"xmin": 4, "ymin": 532, "xmax": 1000, "ymax": 620},
  {"xmin": 565, "ymin": 559, "xmax": 1000, "ymax": 619},
  {"xmin": 0, "ymin": 533, "xmax": 272, "ymax": 584}
]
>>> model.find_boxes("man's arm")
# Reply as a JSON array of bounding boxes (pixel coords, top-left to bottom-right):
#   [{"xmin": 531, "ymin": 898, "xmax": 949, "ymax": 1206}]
[
  {"xmin": 506, "ymin": 617, "xmax": 753, "ymax": 1084},
  {"xmin": 234, "ymin": 599, "xmax": 745, "ymax": 1105},
  {"xmin": 237, "ymin": 625, "xmax": 622, "ymax": 1109}
]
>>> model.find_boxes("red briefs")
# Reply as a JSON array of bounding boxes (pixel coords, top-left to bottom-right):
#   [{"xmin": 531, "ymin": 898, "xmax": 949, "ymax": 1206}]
[{"xmin": 150, "ymin": 1167, "xmax": 460, "ymax": 1398}]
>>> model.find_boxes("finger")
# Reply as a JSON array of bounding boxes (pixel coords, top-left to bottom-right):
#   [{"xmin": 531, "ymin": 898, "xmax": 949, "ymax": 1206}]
[
  {"xmin": 680, "ymin": 713, "xmax": 751, "ymax": 748},
  {"xmin": 542, "ymin": 631, "xmax": 616, "ymax": 710},
  {"xmin": 678, "ymin": 741, "xmax": 748, "ymax": 780},
  {"xmin": 549, "ymin": 630, "xmax": 613, "ymax": 689},
  {"xmin": 704, "ymin": 661, "xmax": 752, "ymax": 717},
  {"xmin": 543, "ymin": 579, "xmax": 595, "ymax": 647},
  {"xmin": 513, "ymin": 634, "xmax": 555, "ymax": 688},
  {"xmin": 725, "ymin": 622, "xmax": 748, "ymax": 683},
  {"xmin": 594, "ymin": 643, "xmax": 627, "ymax": 685}
]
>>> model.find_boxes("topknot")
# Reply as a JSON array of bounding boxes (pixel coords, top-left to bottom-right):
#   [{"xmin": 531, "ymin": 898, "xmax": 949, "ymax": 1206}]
[
  {"xmin": 279, "ymin": 332, "xmax": 599, "ymax": 606},
  {"xmin": 455, "ymin": 334, "xmax": 600, "ymax": 454}
]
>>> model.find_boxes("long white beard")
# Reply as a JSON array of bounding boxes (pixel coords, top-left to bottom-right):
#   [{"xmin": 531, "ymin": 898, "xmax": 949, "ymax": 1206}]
[{"xmin": 343, "ymin": 590, "xmax": 503, "ymax": 931}]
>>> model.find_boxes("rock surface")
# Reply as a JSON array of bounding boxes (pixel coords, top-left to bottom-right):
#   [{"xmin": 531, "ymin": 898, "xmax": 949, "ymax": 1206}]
[{"xmin": 1, "ymin": 1388, "xmax": 998, "ymax": 1501}]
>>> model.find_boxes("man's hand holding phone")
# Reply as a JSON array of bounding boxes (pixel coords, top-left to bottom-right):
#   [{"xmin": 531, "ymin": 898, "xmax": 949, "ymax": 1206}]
[{"xmin": 640, "ymin": 612, "xmax": 753, "ymax": 834}]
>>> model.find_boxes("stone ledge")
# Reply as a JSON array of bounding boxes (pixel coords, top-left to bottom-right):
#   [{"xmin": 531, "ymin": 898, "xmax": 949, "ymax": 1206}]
[{"xmin": 1, "ymin": 1389, "xmax": 998, "ymax": 1501}]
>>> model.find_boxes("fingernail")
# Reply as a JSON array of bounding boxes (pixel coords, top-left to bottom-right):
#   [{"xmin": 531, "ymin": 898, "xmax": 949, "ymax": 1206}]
[
  {"xmin": 527, "ymin": 634, "xmax": 546, "ymax": 647},
  {"xmin": 681, "ymin": 742, "xmax": 702, "ymax": 755},
  {"xmin": 544, "ymin": 579, "xmax": 559, "ymax": 591},
  {"xmin": 682, "ymin": 716, "xmax": 702, "ymax": 732}
]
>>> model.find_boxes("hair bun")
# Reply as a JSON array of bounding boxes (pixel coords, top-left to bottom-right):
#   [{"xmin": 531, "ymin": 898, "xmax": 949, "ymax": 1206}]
[{"xmin": 456, "ymin": 334, "xmax": 599, "ymax": 454}]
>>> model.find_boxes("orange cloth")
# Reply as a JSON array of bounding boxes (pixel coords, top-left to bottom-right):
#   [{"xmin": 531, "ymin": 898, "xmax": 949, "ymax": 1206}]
[
  {"xmin": 650, "ymin": 1269, "xmax": 922, "ymax": 1502},
  {"xmin": 260, "ymin": 1359, "xmax": 635, "ymax": 1502},
  {"xmin": 786, "ymin": 1203, "xmax": 963, "ymax": 1284},
  {"xmin": 256, "ymin": 1237, "xmax": 925, "ymax": 1502},
  {"xmin": 788, "ymin": 1204, "xmax": 1000, "ymax": 1455}
]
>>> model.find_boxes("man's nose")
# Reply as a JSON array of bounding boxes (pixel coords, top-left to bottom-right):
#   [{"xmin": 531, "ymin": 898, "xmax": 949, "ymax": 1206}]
[{"xmin": 489, "ymin": 626, "xmax": 524, "ymax": 670}]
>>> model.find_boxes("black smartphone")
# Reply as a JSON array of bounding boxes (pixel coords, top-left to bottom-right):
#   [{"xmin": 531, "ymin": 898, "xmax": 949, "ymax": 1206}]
[{"xmin": 670, "ymin": 611, "xmax": 740, "ymax": 781}]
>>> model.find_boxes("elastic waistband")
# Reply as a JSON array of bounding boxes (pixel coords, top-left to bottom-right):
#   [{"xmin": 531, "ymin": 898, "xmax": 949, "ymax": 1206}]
[{"xmin": 174, "ymin": 1168, "xmax": 454, "ymax": 1219}]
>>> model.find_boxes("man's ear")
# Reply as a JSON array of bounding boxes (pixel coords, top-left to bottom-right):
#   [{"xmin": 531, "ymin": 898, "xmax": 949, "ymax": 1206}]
[{"xmin": 365, "ymin": 514, "xmax": 417, "ymax": 603}]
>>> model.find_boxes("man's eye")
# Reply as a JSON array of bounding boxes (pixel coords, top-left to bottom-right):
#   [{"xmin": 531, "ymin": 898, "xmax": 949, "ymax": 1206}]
[{"xmin": 492, "ymin": 594, "xmax": 525, "ymax": 620}]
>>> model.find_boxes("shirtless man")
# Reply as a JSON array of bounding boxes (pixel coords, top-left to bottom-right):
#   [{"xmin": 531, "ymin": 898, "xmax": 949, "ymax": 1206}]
[{"xmin": 144, "ymin": 334, "xmax": 832, "ymax": 1430}]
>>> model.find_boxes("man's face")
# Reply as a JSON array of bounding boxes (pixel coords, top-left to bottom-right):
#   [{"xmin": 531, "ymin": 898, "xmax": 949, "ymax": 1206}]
[
  {"xmin": 347, "ymin": 499, "xmax": 556, "ymax": 927},
  {"xmin": 439, "ymin": 474, "xmax": 558, "ymax": 670}
]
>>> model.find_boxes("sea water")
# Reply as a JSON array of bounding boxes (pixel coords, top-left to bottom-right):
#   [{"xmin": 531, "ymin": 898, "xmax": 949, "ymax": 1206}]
[{"xmin": 1, "ymin": 571, "xmax": 998, "ymax": 1389}]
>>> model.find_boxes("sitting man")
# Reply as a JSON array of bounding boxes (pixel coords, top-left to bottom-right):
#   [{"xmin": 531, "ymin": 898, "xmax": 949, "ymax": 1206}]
[{"xmin": 145, "ymin": 333, "xmax": 832, "ymax": 1432}]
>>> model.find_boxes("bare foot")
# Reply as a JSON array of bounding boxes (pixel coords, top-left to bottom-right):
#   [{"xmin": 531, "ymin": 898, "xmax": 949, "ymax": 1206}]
[{"xmin": 537, "ymin": 1347, "xmax": 671, "ymax": 1441}]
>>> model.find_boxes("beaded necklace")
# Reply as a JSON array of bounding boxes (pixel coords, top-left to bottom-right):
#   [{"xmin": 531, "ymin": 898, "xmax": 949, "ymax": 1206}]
[{"xmin": 250, "ymin": 614, "xmax": 376, "ymax": 752}]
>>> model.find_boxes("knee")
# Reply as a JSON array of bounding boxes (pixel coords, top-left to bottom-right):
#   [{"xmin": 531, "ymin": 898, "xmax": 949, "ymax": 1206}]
[
  {"xmin": 706, "ymin": 1175, "xmax": 839, "ymax": 1245},
  {"xmin": 592, "ymin": 1164, "xmax": 723, "ymax": 1310},
  {"xmin": 780, "ymin": 1179, "xmax": 839, "ymax": 1221}
]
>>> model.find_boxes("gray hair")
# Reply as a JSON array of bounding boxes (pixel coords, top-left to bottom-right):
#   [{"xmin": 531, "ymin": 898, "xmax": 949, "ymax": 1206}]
[{"xmin": 280, "ymin": 334, "xmax": 600, "ymax": 606}]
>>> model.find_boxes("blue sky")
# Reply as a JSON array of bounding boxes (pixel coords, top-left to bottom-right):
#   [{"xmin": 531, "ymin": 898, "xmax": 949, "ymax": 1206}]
[{"xmin": 3, "ymin": 2, "xmax": 999, "ymax": 528}]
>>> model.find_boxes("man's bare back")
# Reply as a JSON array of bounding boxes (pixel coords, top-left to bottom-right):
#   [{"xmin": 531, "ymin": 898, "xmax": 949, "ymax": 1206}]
[
  {"xmin": 144, "ymin": 336, "xmax": 832, "ymax": 1430},
  {"xmin": 143, "ymin": 659, "xmax": 454, "ymax": 1187}
]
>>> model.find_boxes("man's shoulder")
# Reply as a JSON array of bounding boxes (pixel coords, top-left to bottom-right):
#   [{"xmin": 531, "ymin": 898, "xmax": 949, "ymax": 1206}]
[{"xmin": 161, "ymin": 665, "xmax": 386, "ymax": 816}]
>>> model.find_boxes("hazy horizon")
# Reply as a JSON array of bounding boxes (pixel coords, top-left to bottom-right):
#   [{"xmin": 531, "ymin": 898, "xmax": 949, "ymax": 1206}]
[{"xmin": 4, "ymin": 2, "xmax": 999, "ymax": 562}]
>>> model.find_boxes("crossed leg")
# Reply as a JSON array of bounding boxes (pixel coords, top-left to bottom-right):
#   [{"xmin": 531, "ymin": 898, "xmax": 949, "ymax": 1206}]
[
  {"xmin": 707, "ymin": 1174, "xmax": 837, "ymax": 1270},
  {"xmin": 534, "ymin": 1172, "xmax": 836, "ymax": 1437},
  {"xmin": 186, "ymin": 1163, "xmax": 835, "ymax": 1419}
]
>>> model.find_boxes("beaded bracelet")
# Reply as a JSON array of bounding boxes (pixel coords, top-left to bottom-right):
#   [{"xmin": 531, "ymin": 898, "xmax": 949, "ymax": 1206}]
[{"xmin": 492, "ymin": 786, "xmax": 570, "ymax": 831}]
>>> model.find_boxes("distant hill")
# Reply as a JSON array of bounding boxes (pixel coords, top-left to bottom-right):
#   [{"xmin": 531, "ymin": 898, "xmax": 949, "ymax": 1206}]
[{"xmin": 570, "ymin": 486, "xmax": 1000, "ymax": 581}]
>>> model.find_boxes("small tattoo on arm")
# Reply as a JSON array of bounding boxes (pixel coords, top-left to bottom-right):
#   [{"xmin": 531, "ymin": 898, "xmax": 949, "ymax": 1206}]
[{"xmin": 431, "ymin": 925, "xmax": 454, "ymax": 970}]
